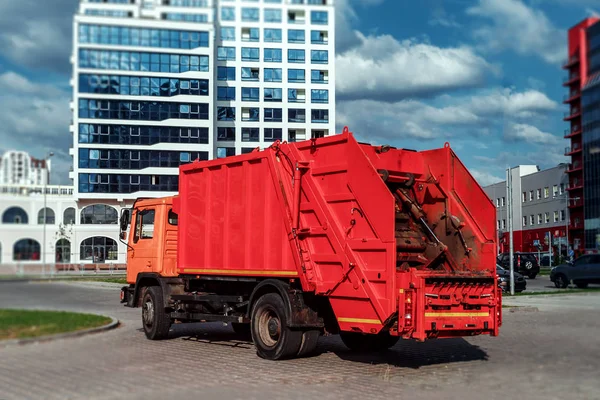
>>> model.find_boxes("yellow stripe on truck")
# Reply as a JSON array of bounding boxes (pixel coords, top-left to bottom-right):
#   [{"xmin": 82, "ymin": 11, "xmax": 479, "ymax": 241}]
[
  {"xmin": 337, "ymin": 318, "xmax": 382, "ymax": 324},
  {"xmin": 183, "ymin": 269, "xmax": 299, "ymax": 276},
  {"xmin": 424, "ymin": 312, "xmax": 489, "ymax": 318}
]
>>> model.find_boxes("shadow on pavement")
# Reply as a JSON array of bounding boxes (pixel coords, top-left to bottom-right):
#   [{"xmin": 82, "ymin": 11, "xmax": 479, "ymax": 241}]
[{"xmin": 323, "ymin": 336, "xmax": 488, "ymax": 369}]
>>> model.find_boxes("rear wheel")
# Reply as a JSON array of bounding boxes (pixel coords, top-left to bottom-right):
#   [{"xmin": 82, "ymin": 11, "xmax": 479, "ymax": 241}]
[
  {"xmin": 340, "ymin": 331, "xmax": 399, "ymax": 352},
  {"xmin": 250, "ymin": 293, "xmax": 302, "ymax": 360},
  {"xmin": 575, "ymin": 281, "xmax": 589, "ymax": 289},
  {"xmin": 554, "ymin": 274, "xmax": 569, "ymax": 289},
  {"xmin": 528, "ymin": 273, "xmax": 537, "ymax": 279},
  {"xmin": 297, "ymin": 330, "xmax": 321, "ymax": 357},
  {"xmin": 141, "ymin": 286, "xmax": 171, "ymax": 340}
]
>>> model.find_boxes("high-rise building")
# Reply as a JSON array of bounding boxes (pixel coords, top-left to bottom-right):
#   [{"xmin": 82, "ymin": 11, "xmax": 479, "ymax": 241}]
[
  {"xmin": 70, "ymin": 0, "xmax": 336, "ymax": 203},
  {"xmin": 0, "ymin": 151, "xmax": 51, "ymax": 186},
  {"xmin": 564, "ymin": 17, "xmax": 600, "ymax": 252}
]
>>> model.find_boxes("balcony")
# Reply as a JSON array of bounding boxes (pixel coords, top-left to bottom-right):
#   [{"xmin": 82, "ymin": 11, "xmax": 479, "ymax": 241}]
[
  {"xmin": 563, "ymin": 73, "xmax": 581, "ymax": 86},
  {"xmin": 569, "ymin": 220, "xmax": 584, "ymax": 229},
  {"xmin": 567, "ymin": 162, "xmax": 582, "ymax": 172},
  {"xmin": 567, "ymin": 181, "xmax": 583, "ymax": 191},
  {"xmin": 563, "ymin": 90, "xmax": 581, "ymax": 103},
  {"xmin": 565, "ymin": 143, "xmax": 582, "ymax": 155},
  {"xmin": 568, "ymin": 197, "xmax": 583, "ymax": 208},
  {"xmin": 562, "ymin": 55, "xmax": 580, "ymax": 69},
  {"xmin": 564, "ymin": 107, "xmax": 581, "ymax": 120},
  {"xmin": 564, "ymin": 126, "xmax": 582, "ymax": 138}
]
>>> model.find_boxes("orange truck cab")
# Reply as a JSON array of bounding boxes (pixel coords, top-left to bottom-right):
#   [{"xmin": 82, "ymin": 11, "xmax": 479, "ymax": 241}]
[{"xmin": 120, "ymin": 130, "xmax": 501, "ymax": 361}]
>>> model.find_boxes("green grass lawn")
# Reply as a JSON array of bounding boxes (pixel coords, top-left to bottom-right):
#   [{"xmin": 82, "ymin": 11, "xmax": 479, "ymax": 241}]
[{"xmin": 0, "ymin": 309, "xmax": 112, "ymax": 341}]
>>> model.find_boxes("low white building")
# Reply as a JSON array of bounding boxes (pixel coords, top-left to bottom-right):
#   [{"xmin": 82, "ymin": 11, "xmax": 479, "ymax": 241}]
[{"xmin": 0, "ymin": 183, "xmax": 128, "ymax": 270}]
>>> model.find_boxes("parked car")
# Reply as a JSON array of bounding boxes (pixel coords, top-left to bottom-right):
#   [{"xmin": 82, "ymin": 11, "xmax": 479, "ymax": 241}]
[
  {"xmin": 550, "ymin": 254, "xmax": 600, "ymax": 288},
  {"xmin": 496, "ymin": 252, "xmax": 540, "ymax": 279},
  {"xmin": 540, "ymin": 255, "xmax": 551, "ymax": 267},
  {"xmin": 496, "ymin": 265, "xmax": 527, "ymax": 293}
]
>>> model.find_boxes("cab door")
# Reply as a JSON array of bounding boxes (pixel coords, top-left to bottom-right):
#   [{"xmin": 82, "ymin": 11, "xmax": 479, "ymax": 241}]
[{"xmin": 131, "ymin": 207, "xmax": 158, "ymax": 273}]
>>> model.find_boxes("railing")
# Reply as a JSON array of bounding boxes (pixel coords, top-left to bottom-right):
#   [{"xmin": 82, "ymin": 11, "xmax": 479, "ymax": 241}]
[
  {"xmin": 564, "ymin": 126, "xmax": 581, "ymax": 137},
  {"xmin": 568, "ymin": 162, "xmax": 582, "ymax": 171},
  {"xmin": 563, "ymin": 90, "xmax": 581, "ymax": 101},
  {"xmin": 563, "ymin": 73, "xmax": 581, "ymax": 83},
  {"xmin": 564, "ymin": 107, "xmax": 581, "ymax": 118},
  {"xmin": 0, "ymin": 184, "xmax": 74, "ymax": 197},
  {"xmin": 568, "ymin": 197, "xmax": 583, "ymax": 208},
  {"xmin": 0, "ymin": 263, "xmax": 126, "ymax": 278},
  {"xmin": 563, "ymin": 55, "xmax": 580, "ymax": 67}
]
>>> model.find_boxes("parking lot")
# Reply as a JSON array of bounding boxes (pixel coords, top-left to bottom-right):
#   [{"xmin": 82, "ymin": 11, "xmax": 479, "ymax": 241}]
[{"xmin": 0, "ymin": 281, "xmax": 599, "ymax": 400}]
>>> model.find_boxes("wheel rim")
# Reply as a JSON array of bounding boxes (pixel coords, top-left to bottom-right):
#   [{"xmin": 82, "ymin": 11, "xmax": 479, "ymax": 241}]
[
  {"xmin": 142, "ymin": 295, "xmax": 154, "ymax": 328},
  {"xmin": 558, "ymin": 277, "xmax": 565, "ymax": 287},
  {"xmin": 257, "ymin": 306, "xmax": 281, "ymax": 348}
]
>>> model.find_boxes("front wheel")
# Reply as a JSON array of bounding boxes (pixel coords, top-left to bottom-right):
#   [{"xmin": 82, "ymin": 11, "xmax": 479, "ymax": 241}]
[
  {"xmin": 554, "ymin": 274, "xmax": 569, "ymax": 289},
  {"xmin": 141, "ymin": 286, "xmax": 171, "ymax": 340},
  {"xmin": 250, "ymin": 293, "xmax": 302, "ymax": 360},
  {"xmin": 340, "ymin": 331, "xmax": 399, "ymax": 352}
]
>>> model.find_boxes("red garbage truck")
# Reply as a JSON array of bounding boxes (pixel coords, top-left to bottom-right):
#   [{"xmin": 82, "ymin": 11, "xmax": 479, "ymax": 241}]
[{"xmin": 120, "ymin": 128, "xmax": 501, "ymax": 360}]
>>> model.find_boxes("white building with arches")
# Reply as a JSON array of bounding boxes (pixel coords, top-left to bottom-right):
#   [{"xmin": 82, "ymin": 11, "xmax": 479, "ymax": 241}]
[{"xmin": 0, "ymin": 183, "xmax": 127, "ymax": 269}]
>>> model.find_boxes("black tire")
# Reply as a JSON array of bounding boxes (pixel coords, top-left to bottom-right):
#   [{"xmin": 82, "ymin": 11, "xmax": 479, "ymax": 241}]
[
  {"xmin": 554, "ymin": 274, "xmax": 569, "ymax": 289},
  {"xmin": 340, "ymin": 331, "xmax": 399, "ymax": 352},
  {"xmin": 141, "ymin": 286, "xmax": 171, "ymax": 340},
  {"xmin": 575, "ymin": 281, "xmax": 589, "ymax": 289},
  {"xmin": 250, "ymin": 293, "xmax": 302, "ymax": 360},
  {"xmin": 528, "ymin": 273, "xmax": 537, "ymax": 279},
  {"xmin": 297, "ymin": 330, "xmax": 321, "ymax": 357},
  {"xmin": 231, "ymin": 323, "xmax": 252, "ymax": 339}
]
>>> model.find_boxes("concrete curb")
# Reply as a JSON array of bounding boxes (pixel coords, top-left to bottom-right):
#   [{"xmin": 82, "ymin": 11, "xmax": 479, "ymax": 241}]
[{"xmin": 0, "ymin": 314, "xmax": 120, "ymax": 348}]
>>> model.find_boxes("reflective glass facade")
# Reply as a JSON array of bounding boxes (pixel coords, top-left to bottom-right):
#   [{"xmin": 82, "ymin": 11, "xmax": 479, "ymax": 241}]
[
  {"xmin": 78, "ymin": 124, "xmax": 209, "ymax": 145},
  {"xmin": 78, "ymin": 149, "xmax": 208, "ymax": 169},
  {"xmin": 79, "ymin": 74, "xmax": 209, "ymax": 97},
  {"xmin": 78, "ymin": 173, "xmax": 179, "ymax": 194},
  {"xmin": 79, "ymin": 24, "xmax": 209, "ymax": 49},
  {"xmin": 79, "ymin": 49, "xmax": 210, "ymax": 73},
  {"xmin": 78, "ymin": 99, "xmax": 209, "ymax": 120}
]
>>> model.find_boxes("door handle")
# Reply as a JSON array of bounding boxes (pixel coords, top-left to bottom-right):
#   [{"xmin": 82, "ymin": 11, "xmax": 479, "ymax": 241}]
[{"xmin": 146, "ymin": 261, "xmax": 152, "ymax": 268}]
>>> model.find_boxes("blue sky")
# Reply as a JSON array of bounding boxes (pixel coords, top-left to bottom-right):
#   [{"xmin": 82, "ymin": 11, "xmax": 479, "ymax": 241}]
[{"xmin": 0, "ymin": 0, "xmax": 598, "ymax": 185}]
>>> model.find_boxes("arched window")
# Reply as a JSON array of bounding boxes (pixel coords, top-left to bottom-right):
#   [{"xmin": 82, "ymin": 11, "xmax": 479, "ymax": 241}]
[
  {"xmin": 80, "ymin": 205, "xmax": 118, "ymax": 225},
  {"xmin": 63, "ymin": 208, "xmax": 76, "ymax": 225},
  {"xmin": 38, "ymin": 207, "xmax": 56, "ymax": 224},
  {"xmin": 80, "ymin": 237, "xmax": 118, "ymax": 262},
  {"xmin": 13, "ymin": 239, "xmax": 41, "ymax": 261},
  {"xmin": 56, "ymin": 239, "xmax": 71, "ymax": 263},
  {"xmin": 2, "ymin": 207, "xmax": 28, "ymax": 224}
]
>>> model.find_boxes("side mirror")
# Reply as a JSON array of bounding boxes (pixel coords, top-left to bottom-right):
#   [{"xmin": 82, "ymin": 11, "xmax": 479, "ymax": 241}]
[{"xmin": 120, "ymin": 208, "xmax": 130, "ymax": 233}]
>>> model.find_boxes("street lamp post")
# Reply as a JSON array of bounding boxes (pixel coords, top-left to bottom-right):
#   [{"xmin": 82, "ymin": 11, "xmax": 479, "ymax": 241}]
[{"xmin": 42, "ymin": 151, "xmax": 54, "ymax": 276}]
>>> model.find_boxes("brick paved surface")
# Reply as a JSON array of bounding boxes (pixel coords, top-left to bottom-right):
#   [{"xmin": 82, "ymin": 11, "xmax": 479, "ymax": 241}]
[{"xmin": 0, "ymin": 282, "xmax": 599, "ymax": 400}]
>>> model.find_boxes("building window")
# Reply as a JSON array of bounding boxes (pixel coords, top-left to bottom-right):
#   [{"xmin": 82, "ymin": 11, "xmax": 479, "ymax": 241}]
[
  {"xmin": 242, "ymin": 27, "xmax": 260, "ymax": 42},
  {"xmin": 242, "ymin": 47, "xmax": 260, "ymax": 61},
  {"xmin": 501, "ymin": 197, "xmax": 505, "ymax": 207},
  {"xmin": 496, "ymin": 198, "xmax": 499, "ymax": 207},
  {"xmin": 537, "ymin": 189, "xmax": 541, "ymax": 200},
  {"xmin": 264, "ymin": 9, "xmax": 282, "ymax": 22},
  {"xmin": 264, "ymin": 28, "xmax": 282, "ymax": 42},
  {"xmin": 288, "ymin": 49, "xmax": 305, "ymax": 63},
  {"xmin": 56, "ymin": 239, "xmax": 71, "ymax": 263},
  {"xmin": 63, "ymin": 208, "xmax": 76, "ymax": 225},
  {"xmin": 217, "ymin": 127, "xmax": 236, "ymax": 141},
  {"xmin": 545, "ymin": 212, "xmax": 550, "ymax": 224},
  {"xmin": 311, "ymin": 50, "xmax": 328, "ymax": 64},
  {"xmin": 78, "ymin": 24, "xmax": 209, "ymax": 49},
  {"xmin": 264, "ymin": 48, "xmax": 282, "ymax": 62},
  {"xmin": 78, "ymin": 99, "xmax": 209, "ymax": 121},
  {"xmin": 217, "ymin": 86, "xmax": 236, "ymax": 101},
  {"xmin": 37, "ymin": 208, "xmax": 56, "ymax": 224},
  {"xmin": 241, "ymin": 67, "xmax": 260, "ymax": 81},
  {"xmin": 241, "ymin": 107, "xmax": 259, "ymax": 122},
  {"xmin": 529, "ymin": 215, "xmax": 534, "ymax": 225},
  {"xmin": 544, "ymin": 187, "xmax": 549, "ymax": 199},
  {"xmin": 242, "ymin": 87, "xmax": 260, "ymax": 101},
  {"xmin": 311, "ymin": 109, "xmax": 328, "ymax": 123},
  {"xmin": 2, "ymin": 207, "xmax": 29, "ymax": 224},
  {"xmin": 217, "ymin": 147, "xmax": 235, "ymax": 158},
  {"xmin": 242, "ymin": 128, "xmax": 260, "ymax": 142},
  {"xmin": 497, "ymin": 220, "xmax": 500, "ymax": 230},
  {"xmin": 311, "ymin": 30, "xmax": 328, "ymax": 44},
  {"xmin": 13, "ymin": 239, "xmax": 41, "ymax": 261},
  {"xmin": 80, "ymin": 205, "xmax": 118, "ymax": 224},
  {"xmin": 310, "ymin": 10, "xmax": 328, "ymax": 24},
  {"xmin": 560, "ymin": 210, "xmax": 566, "ymax": 221},
  {"xmin": 288, "ymin": 29, "xmax": 305, "ymax": 43},
  {"xmin": 78, "ymin": 49, "xmax": 209, "ymax": 73},
  {"xmin": 288, "ymin": 108, "xmax": 306, "ymax": 123},
  {"xmin": 264, "ymin": 128, "xmax": 282, "ymax": 142},
  {"xmin": 264, "ymin": 68, "xmax": 282, "ymax": 82},
  {"xmin": 217, "ymin": 106, "xmax": 236, "ymax": 121},
  {"xmin": 501, "ymin": 219, "xmax": 506, "ymax": 230},
  {"xmin": 80, "ymin": 236, "xmax": 118, "ymax": 262},
  {"xmin": 559, "ymin": 183, "xmax": 564, "ymax": 195},
  {"xmin": 217, "ymin": 46, "xmax": 236, "ymax": 61},
  {"xmin": 217, "ymin": 66, "xmax": 236, "ymax": 81},
  {"xmin": 522, "ymin": 192, "xmax": 526, "ymax": 203},
  {"xmin": 221, "ymin": 7, "xmax": 235, "ymax": 21},
  {"xmin": 522, "ymin": 216, "xmax": 527, "ymax": 227},
  {"xmin": 264, "ymin": 88, "xmax": 283, "ymax": 102},
  {"xmin": 554, "ymin": 211, "xmax": 559, "ymax": 223},
  {"xmin": 242, "ymin": 7, "xmax": 259, "ymax": 22},
  {"xmin": 288, "ymin": 69, "xmax": 305, "ymax": 83},
  {"xmin": 311, "ymin": 89, "xmax": 328, "ymax": 104},
  {"xmin": 264, "ymin": 108, "xmax": 282, "ymax": 122},
  {"xmin": 79, "ymin": 74, "xmax": 210, "ymax": 97},
  {"xmin": 553, "ymin": 185, "xmax": 558, "ymax": 197},
  {"xmin": 529, "ymin": 190, "xmax": 533, "ymax": 201},
  {"xmin": 79, "ymin": 124, "xmax": 209, "ymax": 145},
  {"xmin": 537, "ymin": 214, "xmax": 542, "ymax": 224},
  {"xmin": 220, "ymin": 27, "xmax": 235, "ymax": 41}
]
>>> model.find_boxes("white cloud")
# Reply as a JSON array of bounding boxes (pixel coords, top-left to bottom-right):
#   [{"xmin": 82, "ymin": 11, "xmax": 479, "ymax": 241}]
[
  {"xmin": 466, "ymin": 0, "xmax": 566, "ymax": 64},
  {"xmin": 429, "ymin": 7, "xmax": 462, "ymax": 28},
  {"xmin": 504, "ymin": 123, "xmax": 561, "ymax": 145},
  {"xmin": 470, "ymin": 169, "xmax": 504, "ymax": 186},
  {"xmin": 0, "ymin": 0, "xmax": 77, "ymax": 74},
  {"xmin": 0, "ymin": 71, "xmax": 71, "ymax": 184},
  {"xmin": 336, "ymin": 32, "xmax": 498, "ymax": 101},
  {"xmin": 467, "ymin": 88, "xmax": 559, "ymax": 118}
]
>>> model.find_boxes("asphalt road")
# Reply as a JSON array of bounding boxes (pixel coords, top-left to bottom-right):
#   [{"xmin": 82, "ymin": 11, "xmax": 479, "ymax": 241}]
[
  {"xmin": 0, "ymin": 281, "xmax": 599, "ymax": 400},
  {"xmin": 518, "ymin": 274, "xmax": 600, "ymax": 293}
]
